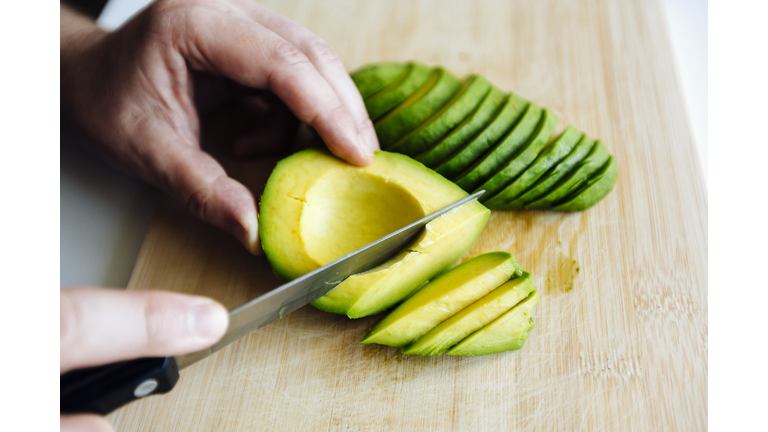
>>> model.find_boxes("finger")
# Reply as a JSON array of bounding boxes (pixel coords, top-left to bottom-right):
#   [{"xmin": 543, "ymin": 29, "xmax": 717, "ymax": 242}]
[
  {"xmin": 60, "ymin": 288, "xmax": 229, "ymax": 373},
  {"xmin": 61, "ymin": 414, "xmax": 113, "ymax": 432},
  {"xmin": 148, "ymin": 131, "xmax": 262, "ymax": 254},
  {"xmin": 230, "ymin": 0, "xmax": 379, "ymax": 154},
  {"xmin": 179, "ymin": 9, "xmax": 373, "ymax": 165}
]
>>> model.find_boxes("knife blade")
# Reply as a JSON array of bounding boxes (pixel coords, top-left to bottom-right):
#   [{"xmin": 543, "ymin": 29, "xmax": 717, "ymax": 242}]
[{"xmin": 60, "ymin": 191, "xmax": 484, "ymax": 415}]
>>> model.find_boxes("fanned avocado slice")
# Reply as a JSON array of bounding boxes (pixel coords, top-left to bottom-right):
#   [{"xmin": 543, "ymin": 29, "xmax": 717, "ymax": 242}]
[
  {"xmin": 446, "ymin": 290, "xmax": 540, "ymax": 356},
  {"xmin": 454, "ymin": 104, "xmax": 549, "ymax": 192},
  {"xmin": 416, "ymin": 86, "xmax": 506, "ymax": 168},
  {"xmin": 483, "ymin": 126, "xmax": 583, "ymax": 208},
  {"xmin": 364, "ymin": 62, "xmax": 431, "ymax": 121},
  {"xmin": 526, "ymin": 140, "xmax": 610, "ymax": 209},
  {"xmin": 501, "ymin": 134, "xmax": 596, "ymax": 210},
  {"xmin": 403, "ymin": 272, "xmax": 534, "ymax": 356},
  {"xmin": 388, "ymin": 75, "xmax": 492, "ymax": 157},
  {"xmin": 351, "ymin": 63, "xmax": 409, "ymax": 99},
  {"xmin": 553, "ymin": 156, "xmax": 618, "ymax": 211},
  {"xmin": 375, "ymin": 68, "xmax": 462, "ymax": 148},
  {"xmin": 361, "ymin": 252, "xmax": 522, "ymax": 347},
  {"xmin": 475, "ymin": 109, "xmax": 558, "ymax": 199},
  {"xmin": 434, "ymin": 93, "xmax": 530, "ymax": 180}
]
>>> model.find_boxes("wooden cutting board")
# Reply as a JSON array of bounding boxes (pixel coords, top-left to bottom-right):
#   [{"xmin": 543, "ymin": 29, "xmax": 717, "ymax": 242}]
[{"xmin": 108, "ymin": 0, "xmax": 707, "ymax": 430}]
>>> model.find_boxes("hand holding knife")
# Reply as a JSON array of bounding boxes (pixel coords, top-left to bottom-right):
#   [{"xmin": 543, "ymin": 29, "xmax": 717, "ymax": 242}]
[{"xmin": 60, "ymin": 192, "xmax": 484, "ymax": 415}]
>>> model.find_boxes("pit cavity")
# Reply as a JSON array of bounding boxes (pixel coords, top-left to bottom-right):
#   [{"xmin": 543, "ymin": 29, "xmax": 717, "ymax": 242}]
[{"xmin": 300, "ymin": 170, "xmax": 425, "ymax": 265}]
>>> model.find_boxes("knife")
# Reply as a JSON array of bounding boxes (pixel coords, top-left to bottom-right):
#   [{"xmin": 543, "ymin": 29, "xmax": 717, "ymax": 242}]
[{"xmin": 60, "ymin": 190, "xmax": 484, "ymax": 415}]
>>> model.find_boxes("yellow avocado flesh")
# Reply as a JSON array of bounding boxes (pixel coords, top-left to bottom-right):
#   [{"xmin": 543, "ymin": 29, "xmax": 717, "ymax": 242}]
[
  {"xmin": 259, "ymin": 148, "xmax": 490, "ymax": 318},
  {"xmin": 361, "ymin": 252, "xmax": 522, "ymax": 347},
  {"xmin": 403, "ymin": 272, "xmax": 534, "ymax": 356},
  {"xmin": 446, "ymin": 290, "xmax": 540, "ymax": 356}
]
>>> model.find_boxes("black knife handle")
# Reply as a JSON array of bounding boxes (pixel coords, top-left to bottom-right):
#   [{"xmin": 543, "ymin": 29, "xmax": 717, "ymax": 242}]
[{"xmin": 60, "ymin": 357, "xmax": 179, "ymax": 415}]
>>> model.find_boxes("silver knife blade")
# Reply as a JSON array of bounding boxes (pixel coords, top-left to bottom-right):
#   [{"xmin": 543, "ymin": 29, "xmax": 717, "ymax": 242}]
[{"xmin": 175, "ymin": 190, "xmax": 484, "ymax": 369}]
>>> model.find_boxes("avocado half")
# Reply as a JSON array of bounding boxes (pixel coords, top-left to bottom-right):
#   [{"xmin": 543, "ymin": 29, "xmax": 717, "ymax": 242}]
[
  {"xmin": 259, "ymin": 148, "xmax": 490, "ymax": 318},
  {"xmin": 351, "ymin": 62, "xmax": 618, "ymax": 211}
]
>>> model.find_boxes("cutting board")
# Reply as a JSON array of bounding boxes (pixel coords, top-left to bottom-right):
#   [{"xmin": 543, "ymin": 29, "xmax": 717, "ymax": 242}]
[{"xmin": 108, "ymin": 0, "xmax": 707, "ymax": 430}]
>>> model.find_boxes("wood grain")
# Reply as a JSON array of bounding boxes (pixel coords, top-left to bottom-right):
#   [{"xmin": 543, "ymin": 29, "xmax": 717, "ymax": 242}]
[{"xmin": 108, "ymin": 0, "xmax": 707, "ymax": 430}]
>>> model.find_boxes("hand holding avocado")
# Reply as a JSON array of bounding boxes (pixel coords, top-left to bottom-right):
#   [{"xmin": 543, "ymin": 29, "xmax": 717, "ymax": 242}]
[{"xmin": 61, "ymin": 0, "xmax": 380, "ymax": 256}]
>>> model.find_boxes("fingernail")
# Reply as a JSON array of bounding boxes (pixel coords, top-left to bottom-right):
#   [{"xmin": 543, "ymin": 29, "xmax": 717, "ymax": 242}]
[
  {"xmin": 188, "ymin": 301, "xmax": 229, "ymax": 339},
  {"xmin": 364, "ymin": 128, "xmax": 381, "ymax": 154},
  {"xmin": 357, "ymin": 132, "xmax": 375, "ymax": 162},
  {"xmin": 237, "ymin": 215, "xmax": 262, "ymax": 255}
]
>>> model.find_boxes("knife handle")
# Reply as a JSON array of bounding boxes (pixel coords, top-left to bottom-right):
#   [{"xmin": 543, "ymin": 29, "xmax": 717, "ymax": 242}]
[{"xmin": 60, "ymin": 357, "xmax": 179, "ymax": 415}]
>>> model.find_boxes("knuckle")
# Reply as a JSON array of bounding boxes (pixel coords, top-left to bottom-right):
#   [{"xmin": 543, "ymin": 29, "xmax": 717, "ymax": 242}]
[
  {"xmin": 142, "ymin": 299, "xmax": 164, "ymax": 346},
  {"xmin": 272, "ymin": 41, "xmax": 311, "ymax": 69},
  {"xmin": 306, "ymin": 39, "xmax": 339, "ymax": 65},
  {"xmin": 186, "ymin": 186, "xmax": 210, "ymax": 221}
]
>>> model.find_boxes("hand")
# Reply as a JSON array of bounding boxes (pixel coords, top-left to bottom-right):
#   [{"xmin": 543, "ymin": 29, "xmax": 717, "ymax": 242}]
[
  {"xmin": 60, "ymin": 0, "xmax": 379, "ymax": 254},
  {"xmin": 60, "ymin": 287, "xmax": 229, "ymax": 432}
]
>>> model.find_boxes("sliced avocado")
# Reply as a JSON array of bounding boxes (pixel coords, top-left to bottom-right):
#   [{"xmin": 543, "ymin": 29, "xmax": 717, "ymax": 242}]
[
  {"xmin": 403, "ymin": 272, "xmax": 534, "ymax": 356},
  {"xmin": 375, "ymin": 68, "xmax": 462, "ymax": 148},
  {"xmin": 446, "ymin": 290, "xmax": 540, "ymax": 356},
  {"xmin": 361, "ymin": 252, "xmax": 523, "ymax": 347},
  {"xmin": 365, "ymin": 62, "xmax": 431, "ymax": 121},
  {"xmin": 501, "ymin": 134, "xmax": 596, "ymax": 210},
  {"xmin": 454, "ymin": 104, "xmax": 549, "ymax": 192},
  {"xmin": 483, "ymin": 126, "xmax": 583, "ymax": 209},
  {"xmin": 416, "ymin": 87, "xmax": 506, "ymax": 168},
  {"xmin": 526, "ymin": 140, "xmax": 610, "ymax": 209},
  {"xmin": 388, "ymin": 75, "xmax": 492, "ymax": 157},
  {"xmin": 351, "ymin": 63, "xmax": 409, "ymax": 99},
  {"xmin": 553, "ymin": 156, "xmax": 618, "ymax": 211},
  {"xmin": 434, "ymin": 93, "xmax": 530, "ymax": 180},
  {"xmin": 474, "ymin": 109, "xmax": 558, "ymax": 199}
]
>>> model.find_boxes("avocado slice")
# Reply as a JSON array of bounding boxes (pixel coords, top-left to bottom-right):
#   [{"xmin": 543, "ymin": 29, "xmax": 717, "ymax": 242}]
[
  {"xmin": 416, "ymin": 86, "xmax": 506, "ymax": 168},
  {"xmin": 364, "ymin": 62, "xmax": 431, "ymax": 121},
  {"xmin": 526, "ymin": 140, "xmax": 610, "ymax": 209},
  {"xmin": 361, "ymin": 252, "xmax": 523, "ymax": 347},
  {"xmin": 501, "ymin": 134, "xmax": 596, "ymax": 210},
  {"xmin": 388, "ymin": 75, "xmax": 492, "ymax": 157},
  {"xmin": 446, "ymin": 290, "xmax": 540, "ymax": 356},
  {"xmin": 259, "ymin": 149, "xmax": 490, "ymax": 318},
  {"xmin": 375, "ymin": 68, "xmax": 462, "ymax": 148},
  {"xmin": 454, "ymin": 104, "xmax": 550, "ymax": 192},
  {"xmin": 553, "ymin": 156, "xmax": 618, "ymax": 211},
  {"xmin": 474, "ymin": 109, "xmax": 558, "ymax": 198},
  {"xmin": 351, "ymin": 63, "xmax": 409, "ymax": 99},
  {"xmin": 434, "ymin": 93, "xmax": 530, "ymax": 180},
  {"xmin": 483, "ymin": 126, "xmax": 583, "ymax": 208},
  {"xmin": 403, "ymin": 272, "xmax": 534, "ymax": 356}
]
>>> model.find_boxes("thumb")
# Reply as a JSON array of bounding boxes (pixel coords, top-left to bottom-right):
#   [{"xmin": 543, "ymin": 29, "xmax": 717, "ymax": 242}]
[
  {"xmin": 60, "ymin": 287, "xmax": 229, "ymax": 373},
  {"xmin": 154, "ymin": 140, "xmax": 262, "ymax": 254}
]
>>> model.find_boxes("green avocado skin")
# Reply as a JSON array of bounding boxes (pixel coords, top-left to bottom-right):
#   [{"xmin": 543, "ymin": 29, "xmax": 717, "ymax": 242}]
[
  {"xmin": 375, "ymin": 68, "xmax": 462, "ymax": 148},
  {"xmin": 454, "ymin": 104, "xmax": 547, "ymax": 192},
  {"xmin": 417, "ymin": 86, "xmax": 506, "ymax": 168},
  {"xmin": 365, "ymin": 62, "xmax": 431, "ymax": 121},
  {"xmin": 351, "ymin": 63, "xmax": 409, "ymax": 99},
  {"xmin": 526, "ymin": 140, "xmax": 610, "ymax": 209},
  {"xmin": 501, "ymin": 134, "xmax": 596, "ymax": 210},
  {"xmin": 388, "ymin": 75, "xmax": 492, "ymax": 157},
  {"xmin": 350, "ymin": 62, "xmax": 618, "ymax": 211},
  {"xmin": 475, "ymin": 109, "xmax": 558, "ymax": 199},
  {"xmin": 554, "ymin": 156, "xmax": 618, "ymax": 211},
  {"xmin": 483, "ymin": 126, "xmax": 582, "ymax": 208},
  {"xmin": 435, "ymin": 93, "xmax": 529, "ymax": 180}
]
